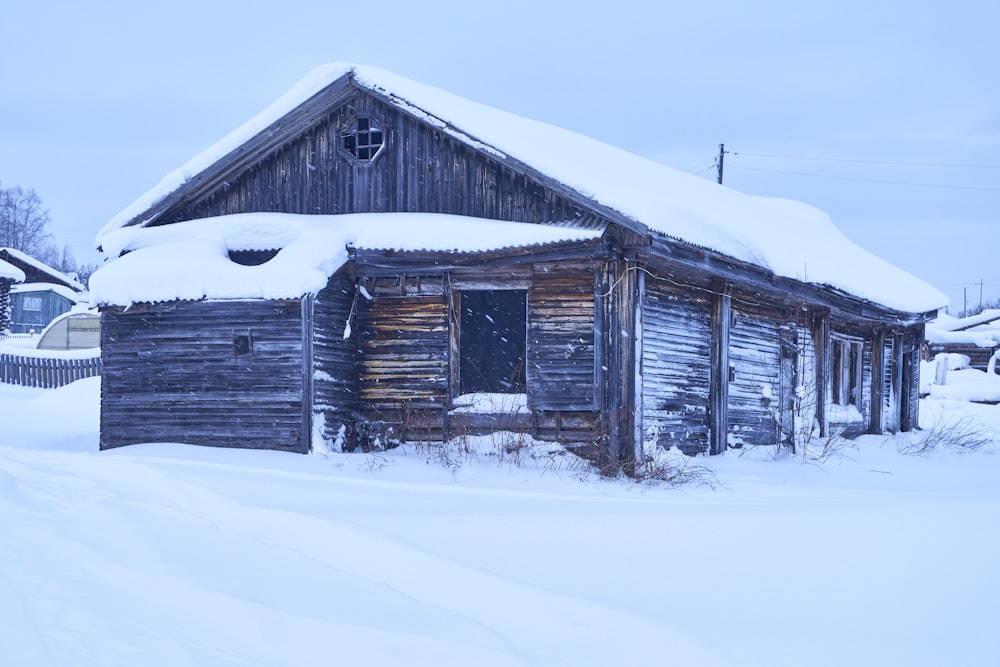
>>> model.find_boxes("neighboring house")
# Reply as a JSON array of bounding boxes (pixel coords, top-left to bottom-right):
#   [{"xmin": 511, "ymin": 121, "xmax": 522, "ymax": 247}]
[
  {"xmin": 0, "ymin": 257, "xmax": 26, "ymax": 333},
  {"xmin": 90, "ymin": 64, "xmax": 946, "ymax": 467},
  {"xmin": 925, "ymin": 310, "xmax": 1000, "ymax": 370},
  {"xmin": 9, "ymin": 283, "xmax": 82, "ymax": 334},
  {"xmin": 0, "ymin": 248, "xmax": 86, "ymax": 334}
]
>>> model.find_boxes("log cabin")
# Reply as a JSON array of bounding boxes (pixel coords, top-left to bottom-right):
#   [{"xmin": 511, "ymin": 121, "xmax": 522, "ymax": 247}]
[
  {"xmin": 0, "ymin": 257, "xmax": 25, "ymax": 333},
  {"xmin": 91, "ymin": 64, "xmax": 946, "ymax": 469}
]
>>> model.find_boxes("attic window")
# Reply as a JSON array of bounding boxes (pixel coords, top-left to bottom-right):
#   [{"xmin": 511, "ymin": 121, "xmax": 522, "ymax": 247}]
[
  {"xmin": 340, "ymin": 116, "xmax": 384, "ymax": 162},
  {"xmin": 228, "ymin": 249, "xmax": 280, "ymax": 266}
]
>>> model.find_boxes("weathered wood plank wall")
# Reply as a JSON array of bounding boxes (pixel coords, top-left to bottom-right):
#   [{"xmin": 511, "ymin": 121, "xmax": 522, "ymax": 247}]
[
  {"xmin": 527, "ymin": 262, "xmax": 596, "ymax": 411},
  {"xmin": 727, "ymin": 296, "xmax": 783, "ymax": 448},
  {"xmin": 100, "ymin": 300, "xmax": 307, "ymax": 452},
  {"xmin": 356, "ymin": 276, "xmax": 450, "ymax": 416},
  {"xmin": 312, "ymin": 269, "xmax": 359, "ymax": 446},
  {"xmin": 161, "ymin": 92, "xmax": 590, "ymax": 229},
  {"xmin": 639, "ymin": 275, "xmax": 713, "ymax": 456}
]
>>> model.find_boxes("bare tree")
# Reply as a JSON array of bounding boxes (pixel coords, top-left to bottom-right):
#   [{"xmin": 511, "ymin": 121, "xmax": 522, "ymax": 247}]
[{"xmin": 0, "ymin": 181, "xmax": 53, "ymax": 256}]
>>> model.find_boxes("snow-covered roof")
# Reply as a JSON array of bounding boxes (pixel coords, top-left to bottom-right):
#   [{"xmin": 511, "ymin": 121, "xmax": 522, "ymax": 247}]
[
  {"xmin": 0, "ymin": 258, "xmax": 25, "ymax": 282},
  {"xmin": 95, "ymin": 63, "xmax": 947, "ymax": 314},
  {"xmin": 11, "ymin": 282, "xmax": 83, "ymax": 303},
  {"xmin": 89, "ymin": 212, "xmax": 603, "ymax": 307},
  {"xmin": 0, "ymin": 248, "xmax": 85, "ymax": 291},
  {"xmin": 926, "ymin": 310, "xmax": 1000, "ymax": 348}
]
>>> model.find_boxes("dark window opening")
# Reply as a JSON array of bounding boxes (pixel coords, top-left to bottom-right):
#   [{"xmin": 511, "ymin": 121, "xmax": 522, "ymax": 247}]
[
  {"xmin": 234, "ymin": 333, "xmax": 252, "ymax": 357},
  {"xmin": 341, "ymin": 116, "xmax": 385, "ymax": 162},
  {"xmin": 459, "ymin": 290, "xmax": 527, "ymax": 394},
  {"xmin": 228, "ymin": 249, "xmax": 280, "ymax": 266},
  {"xmin": 831, "ymin": 337, "xmax": 862, "ymax": 406}
]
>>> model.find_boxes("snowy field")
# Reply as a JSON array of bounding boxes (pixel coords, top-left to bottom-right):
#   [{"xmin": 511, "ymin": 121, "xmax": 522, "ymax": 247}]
[{"xmin": 2, "ymin": 377, "xmax": 999, "ymax": 666}]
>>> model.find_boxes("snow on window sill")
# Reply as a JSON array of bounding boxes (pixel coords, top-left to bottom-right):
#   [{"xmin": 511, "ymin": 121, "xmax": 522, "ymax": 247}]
[
  {"xmin": 450, "ymin": 393, "xmax": 528, "ymax": 414},
  {"xmin": 825, "ymin": 403, "xmax": 864, "ymax": 423}
]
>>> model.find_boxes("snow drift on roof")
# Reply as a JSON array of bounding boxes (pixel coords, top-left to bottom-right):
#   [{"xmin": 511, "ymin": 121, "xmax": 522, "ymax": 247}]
[
  {"xmin": 0, "ymin": 247, "xmax": 84, "ymax": 291},
  {"xmin": 89, "ymin": 212, "xmax": 603, "ymax": 307},
  {"xmin": 11, "ymin": 282, "xmax": 83, "ymax": 303},
  {"xmin": 0, "ymin": 258, "xmax": 25, "ymax": 282},
  {"xmin": 95, "ymin": 63, "xmax": 947, "ymax": 314},
  {"xmin": 926, "ymin": 310, "xmax": 1000, "ymax": 348}
]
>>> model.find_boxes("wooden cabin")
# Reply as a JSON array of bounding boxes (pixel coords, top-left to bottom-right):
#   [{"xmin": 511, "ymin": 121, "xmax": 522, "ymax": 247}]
[
  {"xmin": 9, "ymin": 283, "xmax": 82, "ymax": 334},
  {"xmin": 0, "ymin": 249, "xmax": 86, "ymax": 334},
  {"xmin": 91, "ymin": 64, "xmax": 945, "ymax": 467}
]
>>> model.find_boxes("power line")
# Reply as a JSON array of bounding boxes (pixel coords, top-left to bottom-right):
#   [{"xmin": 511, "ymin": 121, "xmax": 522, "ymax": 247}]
[
  {"xmin": 727, "ymin": 165, "xmax": 1000, "ymax": 192},
  {"xmin": 733, "ymin": 152, "xmax": 1000, "ymax": 170},
  {"xmin": 683, "ymin": 158, "xmax": 717, "ymax": 174}
]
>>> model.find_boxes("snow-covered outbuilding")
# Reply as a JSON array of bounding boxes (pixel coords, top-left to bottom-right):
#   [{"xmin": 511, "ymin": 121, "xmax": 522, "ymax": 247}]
[
  {"xmin": 0, "ymin": 248, "xmax": 87, "ymax": 334},
  {"xmin": 925, "ymin": 310, "xmax": 1000, "ymax": 370},
  {"xmin": 91, "ymin": 64, "xmax": 946, "ymax": 465}
]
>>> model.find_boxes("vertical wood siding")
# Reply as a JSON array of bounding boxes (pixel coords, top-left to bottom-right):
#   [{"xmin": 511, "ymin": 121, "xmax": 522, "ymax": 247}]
[
  {"xmin": 882, "ymin": 333, "xmax": 896, "ymax": 432},
  {"xmin": 100, "ymin": 300, "xmax": 306, "ymax": 452},
  {"xmin": 527, "ymin": 262, "xmax": 596, "ymax": 410},
  {"xmin": 162, "ymin": 92, "xmax": 589, "ymax": 228},
  {"xmin": 640, "ymin": 279, "xmax": 712, "ymax": 456},
  {"xmin": 9, "ymin": 290, "xmax": 74, "ymax": 334},
  {"xmin": 312, "ymin": 270, "xmax": 359, "ymax": 444}
]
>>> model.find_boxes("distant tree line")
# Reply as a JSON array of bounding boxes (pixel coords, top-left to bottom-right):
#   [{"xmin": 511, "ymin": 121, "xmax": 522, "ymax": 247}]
[{"xmin": 0, "ymin": 181, "xmax": 98, "ymax": 285}]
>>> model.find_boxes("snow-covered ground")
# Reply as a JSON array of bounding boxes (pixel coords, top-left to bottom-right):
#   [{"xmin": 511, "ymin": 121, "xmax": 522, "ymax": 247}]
[{"xmin": 2, "ymin": 378, "xmax": 999, "ymax": 666}]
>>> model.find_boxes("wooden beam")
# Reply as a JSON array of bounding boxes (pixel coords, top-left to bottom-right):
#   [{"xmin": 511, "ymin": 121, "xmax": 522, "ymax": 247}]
[
  {"xmin": 870, "ymin": 326, "xmax": 885, "ymax": 434},
  {"xmin": 709, "ymin": 279, "xmax": 731, "ymax": 455},
  {"xmin": 301, "ymin": 294, "xmax": 314, "ymax": 454},
  {"xmin": 813, "ymin": 309, "xmax": 831, "ymax": 438}
]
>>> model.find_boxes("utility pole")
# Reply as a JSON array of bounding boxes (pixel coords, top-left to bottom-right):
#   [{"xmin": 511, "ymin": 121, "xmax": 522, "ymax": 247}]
[
  {"xmin": 715, "ymin": 143, "xmax": 728, "ymax": 184},
  {"xmin": 964, "ymin": 287, "xmax": 968, "ymax": 318},
  {"xmin": 979, "ymin": 279, "xmax": 984, "ymax": 311}
]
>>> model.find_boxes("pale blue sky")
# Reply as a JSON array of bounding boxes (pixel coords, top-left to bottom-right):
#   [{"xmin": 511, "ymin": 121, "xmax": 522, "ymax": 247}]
[{"xmin": 2, "ymin": 0, "xmax": 997, "ymax": 312}]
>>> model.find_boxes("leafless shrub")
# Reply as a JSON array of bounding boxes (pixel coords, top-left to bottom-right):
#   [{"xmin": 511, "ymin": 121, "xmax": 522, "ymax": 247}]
[
  {"xmin": 896, "ymin": 414, "xmax": 995, "ymax": 456},
  {"xmin": 630, "ymin": 447, "xmax": 720, "ymax": 489},
  {"xmin": 360, "ymin": 452, "xmax": 391, "ymax": 473},
  {"xmin": 802, "ymin": 428, "xmax": 857, "ymax": 463},
  {"xmin": 410, "ymin": 437, "xmax": 479, "ymax": 478},
  {"xmin": 489, "ymin": 430, "xmax": 532, "ymax": 467}
]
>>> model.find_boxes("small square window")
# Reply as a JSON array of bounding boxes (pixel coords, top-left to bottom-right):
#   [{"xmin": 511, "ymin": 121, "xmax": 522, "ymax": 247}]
[{"xmin": 234, "ymin": 334, "xmax": 251, "ymax": 356}]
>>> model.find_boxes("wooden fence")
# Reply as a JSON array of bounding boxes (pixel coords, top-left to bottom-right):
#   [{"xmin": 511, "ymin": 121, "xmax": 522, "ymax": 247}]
[{"xmin": 0, "ymin": 353, "xmax": 102, "ymax": 389}]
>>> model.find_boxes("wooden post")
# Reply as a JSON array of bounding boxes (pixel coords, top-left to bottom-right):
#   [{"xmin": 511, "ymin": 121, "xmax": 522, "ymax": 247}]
[
  {"xmin": 301, "ymin": 294, "xmax": 314, "ymax": 454},
  {"xmin": 869, "ymin": 327, "xmax": 885, "ymax": 434},
  {"xmin": 890, "ymin": 333, "xmax": 906, "ymax": 433},
  {"xmin": 633, "ymin": 268, "xmax": 645, "ymax": 462},
  {"xmin": 597, "ymin": 244, "xmax": 640, "ymax": 473},
  {"xmin": 813, "ymin": 309, "xmax": 830, "ymax": 438},
  {"xmin": 709, "ymin": 280, "xmax": 731, "ymax": 455}
]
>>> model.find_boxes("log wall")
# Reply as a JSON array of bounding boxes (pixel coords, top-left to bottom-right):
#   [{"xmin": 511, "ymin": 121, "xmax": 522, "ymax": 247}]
[{"xmin": 100, "ymin": 300, "xmax": 307, "ymax": 452}]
